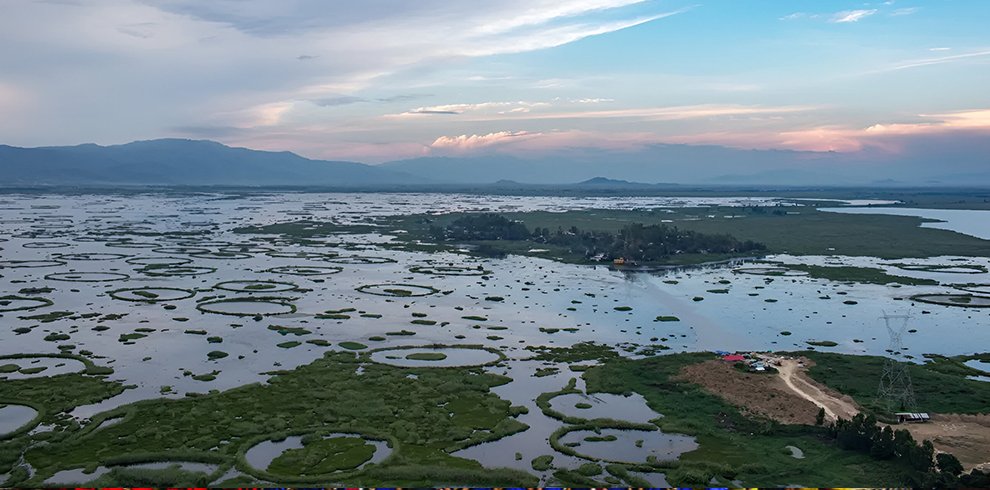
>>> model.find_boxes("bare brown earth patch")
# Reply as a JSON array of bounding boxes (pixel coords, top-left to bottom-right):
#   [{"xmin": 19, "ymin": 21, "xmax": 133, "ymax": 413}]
[
  {"xmin": 679, "ymin": 356, "xmax": 990, "ymax": 470},
  {"xmin": 899, "ymin": 413, "xmax": 990, "ymax": 471},
  {"xmin": 676, "ymin": 359, "xmax": 822, "ymax": 425}
]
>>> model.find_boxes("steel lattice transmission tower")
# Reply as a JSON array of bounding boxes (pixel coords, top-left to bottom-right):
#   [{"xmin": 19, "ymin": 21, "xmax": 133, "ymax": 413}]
[{"xmin": 877, "ymin": 312, "xmax": 917, "ymax": 411}]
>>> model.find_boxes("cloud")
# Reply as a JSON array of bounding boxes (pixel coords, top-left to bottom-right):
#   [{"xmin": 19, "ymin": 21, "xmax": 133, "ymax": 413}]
[
  {"xmin": 573, "ymin": 98, "xmax": 614, "ymax": 103},
  {"xmin": 448, "ymin": 104, "xmax": 814, "ymax": 122},
  {"xmin": 890, "ymin": 7, "xmax": 919, "ymax": 16},
  {"xmin": 311, "ymin": 96, "xmax": 365, "ymax": 107},
  {"xmin": 882, "ymin": 49, "xmax": 990, "ymax": 72},
  {"xmin": 430, "ymin": 131, "xmax": 540, "ymax": 151},
  {"xmin": 830, "ymin": 9, "xmax": 877, "ymax": 23},
  {"xmin": 409, "ymin": 109, "xmax": 461, "ymax": 115},
  {"xmin": 395, "ymin": 101, "xmax": 551, "ymax": 116},
  {"xmin": 117, "ymin": 22, "xmax": 157, "ymax": 38},
  {"xmin": 0, "ymin": 0, "xmax": 690, "ymax": 146},
  {"xmin": 376, "ymin": 94, "xmax": 430, "ymax": 103},
  {"xmin": 733, "ymin": 109, "xmax": 990, "ymax": 153}
]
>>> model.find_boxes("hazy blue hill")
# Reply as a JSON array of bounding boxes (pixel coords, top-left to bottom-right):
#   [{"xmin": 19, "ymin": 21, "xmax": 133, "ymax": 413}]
[
  {"xmin": 574, "ymin": 177, "xmax": 680, "ymax": 188},
  {"xmin": 379, "ymin": 144, "xmax": 849, "ymax": 185},
  {"xmin": 0, "ymin": 139, "xmax": 419, "ymax": 186}
]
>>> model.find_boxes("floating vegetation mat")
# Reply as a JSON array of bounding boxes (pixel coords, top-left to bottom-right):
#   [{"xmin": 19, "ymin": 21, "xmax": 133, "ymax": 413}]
[
  {"xmin": 952, "ymin": 283, "xmax": 990, "ymax": 295},
  {"xmin": 44, "ymin": 272, "xmax": 130, "ymax": 282},
  {"xmin": 22, "ymin": 241, "xmax": 71, "ymax": 249},
  {"xmin": 355, "ymin": 283, "xmax": 439, "ymax": 297},
  {"xmin": 892, "ymin": 263, "xmax": 988, "ymax": 274},
  {"xmin": 327, "ymin": 255, "xmax": 397, "ymax": 265},
  {"xmin": 911, "ymin": 293, "xmax": 990, "ymax": 308},
  {"xmin": 109, "ymin": 287, "xmax": 196, "ymax": 303},
  {"xmin": 368, "ymin": 345, "xmax": 504, "ymax": 367},
  {"xmin": 732, "ymin": 266, "xmax": 808, "ymax": 276},
  {"xmin": 196, "ymin": 297, "xmax": 297, "ymax": 316},
  {"xmin": 264, "ymin": 265, "xmax": 343, "ymax": 276},
  {"xmin": 55, "ymin": 252, "xmax": 129, "ymax": 261},
  {"xmin": 0, "ymin": 260, "xmax": 67, "ymax": 268},
  {"xmin": 266, "ymin": 251, "xmax": 334, "ymax": 260},
  {"xmin": 151, "ymin": 246, "xmax": 211, "ymax": 255},
  {"xmin": 409, "ymin": 264, "xmax": 491, "ymax": 276},
  {"xmin": 214, "ymin": 280, "xmax": 300, "ymax": 293},
  {"xmin": 125, "ymin": 256, "xmax": 193, "ymax": 266},
  {"xmin": 0, "ymin": 295, "xmax": 54, "ymax": 312},
  {"xmin": 139, "ymin": 265, "xmax": 217, "ymax": 277}
]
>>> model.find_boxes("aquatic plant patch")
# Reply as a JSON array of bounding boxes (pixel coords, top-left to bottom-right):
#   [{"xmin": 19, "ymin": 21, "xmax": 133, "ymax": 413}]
[
  {"xmin": 327, "ymin": 255, "xmax": 397, "ymax": 265},
  {"xmin": 0, "ymin": 260, "xmax": 67, "ymax": 268},
  {"xmin": 910, "ymin": 293, "xmax": 990, "ymax": 308},
  {"xmin": 45, "ymin": 272, "xmax": 130, "ymax": 282},
  {"xmin": 264, "ymin": 265, "xmax": 343, "ymax": 276},
  {"xmin": 55, "ymin": 252, "xmax": 129, "ymax": 261},
  {"xmin": 355, "ymin": 283, "xmax": 439, "ymax": 297},
  {"xmin": 0, "ymin": 295, "xmax": 54, "ymax": 313},
  {"xmin": 140, "ymin": 265, "xmax": 217, "ymax": 277},
  {"xmin": 109, "ymin": 287, "xmax": 196, "ymax": 303},
  {"xmin": 125, "ymin": 256, "xmax": 193, "ymax": 266},
  {"xmin": 196, "ymin": 297, "xmax": 298, "ymax": 316},
  {"xmin": 214, "ymin": 280, "xmax": 300, "ymax": 293},
  {"xmin": 409, "ymin": 264, "xmax": 491, "ymax": 276}
]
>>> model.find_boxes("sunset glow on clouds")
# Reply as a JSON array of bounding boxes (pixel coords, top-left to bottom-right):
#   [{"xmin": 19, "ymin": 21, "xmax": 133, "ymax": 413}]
[{"xmin": 1, "ymin": 0, "xmax": 988, "ymax": 167}]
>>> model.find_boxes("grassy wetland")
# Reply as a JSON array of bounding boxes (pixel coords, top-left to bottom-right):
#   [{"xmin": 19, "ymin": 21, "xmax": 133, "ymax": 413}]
[{"xmin": 2, "ymin": 191, "xmax": 990, "ymax": 486}]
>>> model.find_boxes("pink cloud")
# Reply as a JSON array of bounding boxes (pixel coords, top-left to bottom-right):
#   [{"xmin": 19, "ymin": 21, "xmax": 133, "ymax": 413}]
[{"xmin": 430, "ymin": 131, "xmax": 541, "ymax": 151}]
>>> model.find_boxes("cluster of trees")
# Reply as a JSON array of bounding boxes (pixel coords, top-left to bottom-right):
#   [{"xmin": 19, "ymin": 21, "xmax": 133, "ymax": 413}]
[
  {"xmin": 431, "ymin": 213, "xmax": 530, "ymax": 241},
  {"xmin": 432, "ymin": 213, "xmax": 766, "ymax": 262},
  {"xmin": 824, "ymin": 413, "xmax": 975, "ymax": 486}
]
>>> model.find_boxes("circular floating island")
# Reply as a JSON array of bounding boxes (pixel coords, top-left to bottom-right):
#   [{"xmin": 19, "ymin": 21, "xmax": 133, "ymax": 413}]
[
  {"xmin": 0, "ymin": 259, "xmax": 67, "ymax": 268},
  {"xmin": 327, "ymin": 255, "xmax": 397, "ymax": 265},
  {"xmin": 368, "ymin": 345, "xmax": 504, "ymax": 368},
  {"xmin": 0, "ymin": 295, "xmax": 54, "ymax": 312},
  {"xmin": 190, "ymin": 251, "xmax": 252, "ymax": 260},
  {"xmin": 56, "ymin": 252, "xmax": 129, "ymax": 261},
  {"xmin": 548, "ymin": 392, "xmax": 660, "ymax": 424},
  {"xmin": 264, "ymin": 265, "xmax": 343, "ymax": 276},
  {"xmin": 892, "ymin": 263, "xmax": 988, "ymax": 274},
  {"xmin": 554, "ymin": 426, "xmax": 698, "ymax": 464},
  {"xmin": 23, "ymin": 241, "xmax": 71, "ymax": 249},
  {"xmin": 197, "ymin": 297, "xmax": 297, "ymax": 316},
  {"xmin": 953, "ymin": 283, "xmax": 990, "ymax": 295},
  {"xmin": 215, "ymin": 280, "xmax": 300, "ymax": 293},
  {"xmin": 0, "ymin": 355, "xmax": 88, "ymax": 379},
  {"xmin": 0, "ymin": 403, "xmax": 41, "ymax": 438},
  {"xmin": 45, "ymin": 271, "xmax": 130, "ymax": 282},
  {"xmin": 732, "ymin": 266, "xmax": 808, "ymax": 277},
  {"xmin": 266, "ymin": 251, "xmax": 334, "ymax": 260},
  {"xmin": 151, "ymin": 246, "xmax": 211, "ymax": 255},
  {"xmin": 409, "ymin": 264, "xmax": 491, "ymax": 276},
  {"xmin": 355, "ymin": 283, "xmax": 439, "ymax": 297},
  {"xmin": 243, "ymin": 431, "xmax": 391, "ymax": 479},
  {"xmin": 105, "ymin": 241, "xmax": 159, "ymax": 249},
  {"xmin": 220, "ymin": 245, "xmax": 274, "ymax": 254},
  {"xmin": 911, "ymin": 293, "xmax": 990, "ymax": 308},
  {"xmin": 109, "ymin": 287, "xmax": 196, "ymax": 303},
  {"xmin": 140, "ymin": 265, "xmax": 217, "ymax": 277},
  {"xmin": 126, "ymin": 256, "xmax": 193, "ymax": 267}
]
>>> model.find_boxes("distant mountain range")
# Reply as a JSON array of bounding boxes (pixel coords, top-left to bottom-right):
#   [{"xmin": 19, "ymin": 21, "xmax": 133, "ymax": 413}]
[
  {"xmin": 0, "ymin": 139, "xmax": 419, "ymax": 186},
  {"xmin": 2, "ymin": 138, "xmax": 989, "ymax": 187}
]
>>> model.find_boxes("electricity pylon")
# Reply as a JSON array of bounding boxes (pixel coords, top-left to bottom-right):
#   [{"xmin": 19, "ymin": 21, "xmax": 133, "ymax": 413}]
[{"xmin": 877, "ymin": 312, "xmax": 917, "ymax": 412}]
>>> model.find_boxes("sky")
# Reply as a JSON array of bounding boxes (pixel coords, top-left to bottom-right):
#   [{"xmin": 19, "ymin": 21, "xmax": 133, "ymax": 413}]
[{"xmin": 1, "ymin": 0, "xmax": 989, "ymax": 165}]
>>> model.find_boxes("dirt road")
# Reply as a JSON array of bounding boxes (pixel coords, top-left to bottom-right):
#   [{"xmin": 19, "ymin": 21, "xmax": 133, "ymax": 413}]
[{"xmin": 776, "ymin": 358, "xmax": 860, "ymax": 422}]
